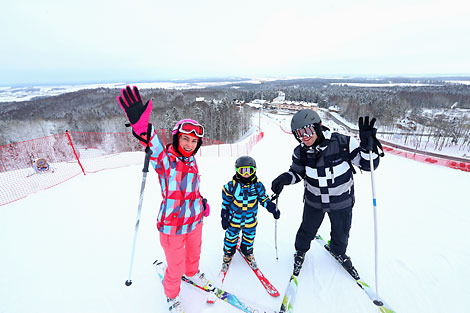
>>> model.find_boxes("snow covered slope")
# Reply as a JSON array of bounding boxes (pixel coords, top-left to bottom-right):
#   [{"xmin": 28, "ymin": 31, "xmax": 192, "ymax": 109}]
[{"xmin": 1, "ymin": 113, "xmax": 469, "ymax": 313}]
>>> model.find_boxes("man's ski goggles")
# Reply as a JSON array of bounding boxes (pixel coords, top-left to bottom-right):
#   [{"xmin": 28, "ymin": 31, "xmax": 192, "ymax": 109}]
[
  {"xmin": 293, "ymin": 125, "xmax": 316, "ymax": 139},
  {"xmin": 179, "ymin": 121, "xmax": 204, "ymax": 138},
  {"xmin": 236, "ymin": 166, "xmax": 256, "ymax": 176}
]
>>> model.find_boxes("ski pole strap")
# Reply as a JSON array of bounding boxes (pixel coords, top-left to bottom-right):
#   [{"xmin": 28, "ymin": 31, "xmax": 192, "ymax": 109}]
[
  {"xmin": 126, "ymin": 123, "xmax": 152, "ymax": 147},
  {"xmin": 125, "ymin": 123, "xmax": 152, "ymax": 173}
]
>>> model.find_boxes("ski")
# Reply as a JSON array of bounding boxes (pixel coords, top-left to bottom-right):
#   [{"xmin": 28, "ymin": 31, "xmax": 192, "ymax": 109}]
[
  {"xmin": 207, "ymin": 260, "xmax": 231, "ymax": 304},
  {"xmin": 314, "ymin": 235, "xmax": 396, "ymax": 313},
  {"xmin": 153, "ymin": 260, "xmax": 277, "ymax": 313},
  {"xmin": 279, "ymin": 274, "xmax": 299, "ymax": 313},
  {"xmin": 237, "ymin": 248, "xmax": 280, "ymax": 297}
]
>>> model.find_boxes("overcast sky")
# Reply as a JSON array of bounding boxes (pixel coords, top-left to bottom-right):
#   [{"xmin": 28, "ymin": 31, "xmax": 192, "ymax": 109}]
[{"xmin": 1, "ymin": 0, "xmax": 469, "ymax": 85}]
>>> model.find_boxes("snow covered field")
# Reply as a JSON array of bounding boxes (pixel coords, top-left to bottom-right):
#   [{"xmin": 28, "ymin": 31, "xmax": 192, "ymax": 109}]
[{"xmin": 1, "ymin": 114, "xmax": 469, "ymax": 313}]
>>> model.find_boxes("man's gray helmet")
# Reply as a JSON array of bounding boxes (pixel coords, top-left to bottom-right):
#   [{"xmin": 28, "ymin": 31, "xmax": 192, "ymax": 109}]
[
  {"xmin": 290, "ymin": 109, "xmax": 321, "ymax": 132},
  {"xmin": 291, "ymin": 109, "xmax": 324, "ymax": 143},
  {"xmin": 235, "ymin": 156, "xmax": 256, "ymax": 168}
]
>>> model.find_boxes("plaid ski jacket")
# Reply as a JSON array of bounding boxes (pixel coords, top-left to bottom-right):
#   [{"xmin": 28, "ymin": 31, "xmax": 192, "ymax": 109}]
[
  {"xmin": 146, "ymin": 126, "xmax": 204, "ymax": 235},
  {"xmin": 284, "ymin": 130, "xmax": 380, "ymax": 212},
  {"xmin": 221, "ymin": 175, "xmax": 272, "ymax": 229}
]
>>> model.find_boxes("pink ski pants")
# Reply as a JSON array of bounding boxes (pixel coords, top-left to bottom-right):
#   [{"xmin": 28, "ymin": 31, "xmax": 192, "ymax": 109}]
[{"xmin": 159, "ymin": 222, "xmax": 203, "ymax": 299}]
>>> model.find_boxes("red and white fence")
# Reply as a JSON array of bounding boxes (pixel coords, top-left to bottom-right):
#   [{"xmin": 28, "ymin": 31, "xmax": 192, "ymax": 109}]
[
  {"xmin": 382, "ymin": 146, "xmax": 470, "ymax": 172},
  {"xmin": 0, "ymin": 130, "xmax": 264, "ymax": 206}
]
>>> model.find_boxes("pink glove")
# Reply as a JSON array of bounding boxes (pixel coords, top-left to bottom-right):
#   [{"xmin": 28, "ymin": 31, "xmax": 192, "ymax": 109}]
[
  {"xmin": 117, "ymin": 86, "xmax": 153, "ymax": 136},
  {"xmin": 202, "ymin": 198, "xmax": 210, "ymax": 217}
]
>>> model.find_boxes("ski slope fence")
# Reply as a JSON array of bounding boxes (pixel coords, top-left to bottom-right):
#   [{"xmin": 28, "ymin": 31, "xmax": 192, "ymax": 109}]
[
  {"xmin": 382, "ymin": 146, "xmax": 470, "ymax": 172},
  {"xmin": 0, "ymin": 130, "xmax": 264, "ymax": 206}
]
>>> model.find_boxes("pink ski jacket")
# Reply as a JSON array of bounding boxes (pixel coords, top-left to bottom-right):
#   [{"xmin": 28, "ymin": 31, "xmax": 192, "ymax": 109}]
[{"xmin": 146, "ymin": 126, "xmax": 204, "ymax": 235}]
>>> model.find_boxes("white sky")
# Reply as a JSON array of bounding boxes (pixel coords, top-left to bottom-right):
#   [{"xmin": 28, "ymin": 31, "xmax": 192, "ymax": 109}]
[{"xmin": 1, "ymin": 0, "xmax": 470, "ymax": 85}]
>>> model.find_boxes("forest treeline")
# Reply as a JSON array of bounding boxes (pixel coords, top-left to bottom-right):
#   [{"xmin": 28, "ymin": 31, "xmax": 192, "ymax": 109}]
[{"xmin": 1, "ymin": 77, "xmax": 469, "ymax": 146}]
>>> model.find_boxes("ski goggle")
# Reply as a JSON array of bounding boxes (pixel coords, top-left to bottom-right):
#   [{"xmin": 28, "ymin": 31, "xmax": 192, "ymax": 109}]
[
  {"xmin": 179, "ymin": 121, "xmax": 204, "ymax": 138},
  {"xmin": 293, "ymin": 125, "xmax": 316, "ymax": 139},
  {"xmin": 236, "ymin": 166, "xmax": 256, "ymax": 176}
]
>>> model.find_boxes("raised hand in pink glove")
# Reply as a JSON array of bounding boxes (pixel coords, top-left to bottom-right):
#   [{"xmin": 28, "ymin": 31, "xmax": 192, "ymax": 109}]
[
  {"xmin": 117, "ymin": 86, "xmax": 152, "ymax": 136},
  {"xmin": 202, "ymin": 198, "xmax": 210, "ymax": 217}
]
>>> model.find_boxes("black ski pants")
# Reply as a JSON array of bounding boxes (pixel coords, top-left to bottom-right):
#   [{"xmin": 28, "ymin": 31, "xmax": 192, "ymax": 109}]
[{"xmin": 294, "ymin": 205, "xmax": 352, "ymax": 256}]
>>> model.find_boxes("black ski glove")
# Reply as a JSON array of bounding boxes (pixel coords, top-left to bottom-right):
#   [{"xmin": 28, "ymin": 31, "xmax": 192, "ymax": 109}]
[
  {"xmin": 358, "ymin": 116, "xmax": 384, "ymax": 156},
  {"xmin": 271, "ymin": 172, "xmax": 291, "ymax": 195},
  {"xmin": 221, "ymin": 209, "xmax": 230, "ymax": 230},
  {"xmin": 266, "ymin": 202, "xmax": 280, "ymax": 219}
]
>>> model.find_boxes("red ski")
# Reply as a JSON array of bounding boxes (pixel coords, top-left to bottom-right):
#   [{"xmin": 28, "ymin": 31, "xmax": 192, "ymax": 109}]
[{"xmin": 237, "ymin": 248, "xmax": 280, "ymax": 297}]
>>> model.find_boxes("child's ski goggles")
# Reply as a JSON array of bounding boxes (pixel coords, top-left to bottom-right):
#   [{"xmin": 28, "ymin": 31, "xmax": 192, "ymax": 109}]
[
  {"xmin": 236, "ymin": 166, "xmax": 256, "ymax": 176},
  {"xmin": 179, "ymin": 121, "xmax": 204, "ymax": 138},
  {"xmin": 293, "ymin": 124, "xmax": 316, "ymax": 139}
]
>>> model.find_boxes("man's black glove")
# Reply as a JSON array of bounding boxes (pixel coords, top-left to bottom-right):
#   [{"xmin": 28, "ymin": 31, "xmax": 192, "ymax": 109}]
[
  {"xmin": 271, "ymin": 172, "xmax": 291, "ymax": 195},
  {"xmin": 221, "ymin": 209, "xmax": 230, "ymax": 230},
  {"xmin": 266, "ymin": 202, "xmax": 280, "ymax": 219},
  {"xmin": 358, "ymin": 116, "xmax": 384, "ymax": 156}
]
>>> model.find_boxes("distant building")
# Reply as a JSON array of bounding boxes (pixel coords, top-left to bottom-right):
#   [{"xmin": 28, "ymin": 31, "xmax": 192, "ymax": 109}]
[
  {"xmin": 246, "ymin": 99, "xmax": 266, "ymax": 109},
  {"xmin": 272, "ymin": 91, "xmax": 285, "ymax": 103},
  {"xmin": 328, "ymin": 105, "xmax": 340, "ymax": 113},
  {"xmin": 195, "ymin": 97, "xmax": 205, "ymax": 102},
  {"xmin": 270, "ymin": 91, "xmax": 318, "ymax": 111},
  {"xmin": 396, "ymin": 118, "xmax": 417, "ymax": 131}
]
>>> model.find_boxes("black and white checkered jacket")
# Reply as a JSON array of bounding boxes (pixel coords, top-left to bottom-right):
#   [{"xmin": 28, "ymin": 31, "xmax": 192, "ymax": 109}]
[{"xmin": 284, "ymin": 130, "xmax": 380, "ymax": 212}]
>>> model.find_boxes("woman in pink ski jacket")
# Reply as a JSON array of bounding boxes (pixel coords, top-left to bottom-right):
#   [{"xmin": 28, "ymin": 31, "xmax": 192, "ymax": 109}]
[{"xmin": 117, "ymin": 86, "xmax": 210, "ymax": 313}]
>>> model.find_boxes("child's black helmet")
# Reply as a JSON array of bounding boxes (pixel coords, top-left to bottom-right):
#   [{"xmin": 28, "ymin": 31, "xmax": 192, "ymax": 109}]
[{"xmin": 235, "ymin": 156, "xmax": 256, "ymax": 168}]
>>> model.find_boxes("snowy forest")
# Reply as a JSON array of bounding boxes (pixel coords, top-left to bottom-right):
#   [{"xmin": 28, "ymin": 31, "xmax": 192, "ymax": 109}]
[{"xmin": 1, "ymin": 77, "xmax": 469, "ymax": 148}]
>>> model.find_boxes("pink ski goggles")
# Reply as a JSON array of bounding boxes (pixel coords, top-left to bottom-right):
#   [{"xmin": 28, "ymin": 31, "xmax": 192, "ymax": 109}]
[{"xmin": 178, "ymin": 121, "xmax": 204, "ymax": 138}]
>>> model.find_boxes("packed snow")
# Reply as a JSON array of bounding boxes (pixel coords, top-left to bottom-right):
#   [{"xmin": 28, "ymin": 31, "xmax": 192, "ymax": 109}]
[{"xmin": 1, "ymin": 113, "xmax": 469, "ymax": 313}]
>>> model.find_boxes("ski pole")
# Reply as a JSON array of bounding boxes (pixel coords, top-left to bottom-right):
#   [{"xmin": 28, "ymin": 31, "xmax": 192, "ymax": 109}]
[
  {"xmin": 125, "ymin": 146, "xmax": 152, "ymax": 286},
  {"xmin": 274, "ymin": 195, "xmax": 279, "ymax": 261},
  {"xmin": 368, "ymin": 146, "xmax": 384, "ymax": 306}
]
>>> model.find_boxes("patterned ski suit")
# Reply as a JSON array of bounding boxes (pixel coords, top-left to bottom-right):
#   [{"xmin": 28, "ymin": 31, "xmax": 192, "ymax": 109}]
[
  {"xmin": 221, "ymin": 175, "xmax": 273, "ymax": 256},
  {"xmin": 283, "ymin": 130, "xmax": 380, "ymax": 256}
]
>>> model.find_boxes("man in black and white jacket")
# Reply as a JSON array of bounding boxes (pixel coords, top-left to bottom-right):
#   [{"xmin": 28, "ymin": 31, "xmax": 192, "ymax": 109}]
[{"xmin": 271, "ymin": 109, "xmax": 383, "ymax": 278}]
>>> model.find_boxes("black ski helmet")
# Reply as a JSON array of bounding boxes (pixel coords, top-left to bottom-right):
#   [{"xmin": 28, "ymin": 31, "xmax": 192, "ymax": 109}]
[
  {"xmin": 290, "ymin": 109, "xmax": 323, "ymax": 143},
  {"xmin": 235, "ymin": 156, "xmax": 256, "ymax": 168},
  {"xmin": 235, "ymin": 156, "xmax": 257, "ymax": 184}
]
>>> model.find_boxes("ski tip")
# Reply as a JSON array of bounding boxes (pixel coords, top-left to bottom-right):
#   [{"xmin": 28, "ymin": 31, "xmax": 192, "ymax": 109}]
[{"xmin": 153, "ymin": 259, "xmax": 164, "ymax": 267}]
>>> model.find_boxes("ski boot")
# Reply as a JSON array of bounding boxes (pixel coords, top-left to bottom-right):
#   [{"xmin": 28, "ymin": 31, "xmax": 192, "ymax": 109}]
[
  {"xmin": 184, "ymin": 270, "xmax": 213, "ymax": 290},
  {"xmin": 241, "ymin": 250, "xmax": 258, "ymax": 270},
  {"xmin": 293, "ymin": 250, "xmax": 305, "ymax": 276},
  {"xmin": 167, "ymin": 294, "xmax": 184, "ymax": 313},
  {"xmin": 221, "ymin": 253, "xmax": 233, "ymax": 272},
  {"xmin": 335, "ymin": 254, "xmax": 360, "ymax": 280},
  {"xmin": 324, "ymin": 244, "xmax": 360, "ymax": 280}
]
